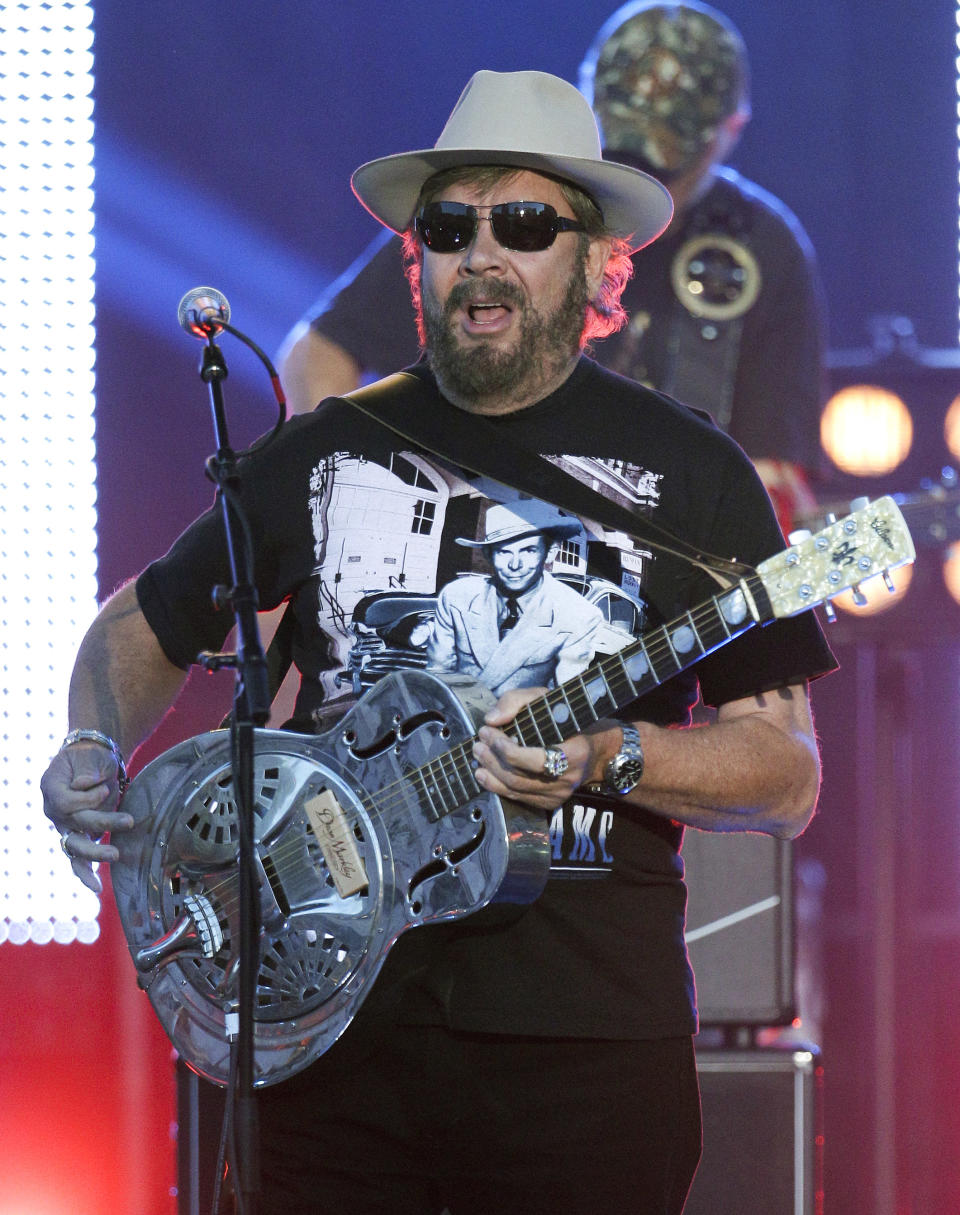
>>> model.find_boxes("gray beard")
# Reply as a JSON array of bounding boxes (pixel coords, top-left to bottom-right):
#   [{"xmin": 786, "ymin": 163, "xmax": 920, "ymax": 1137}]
[{"xmin": 423, "ymin": 259, "xmax": 589, "ymax": 408}]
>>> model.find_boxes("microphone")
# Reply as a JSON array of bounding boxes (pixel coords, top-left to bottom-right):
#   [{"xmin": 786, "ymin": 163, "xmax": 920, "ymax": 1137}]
[{"xmin": 177, "ymin": 286, "xmax": 231, "ymax": 338}]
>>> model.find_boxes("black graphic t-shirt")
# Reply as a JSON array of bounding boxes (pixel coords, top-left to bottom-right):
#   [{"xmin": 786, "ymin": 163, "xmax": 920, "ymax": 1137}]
[{"xmin": 137, "ymin": 358, "xmax": 836, "ymax": 1040}]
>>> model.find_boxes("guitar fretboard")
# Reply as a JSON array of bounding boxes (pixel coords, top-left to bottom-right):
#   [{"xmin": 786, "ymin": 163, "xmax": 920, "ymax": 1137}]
[{"xmin": 408, "ymin": 574, "xmax": 769, "ymax": 822}]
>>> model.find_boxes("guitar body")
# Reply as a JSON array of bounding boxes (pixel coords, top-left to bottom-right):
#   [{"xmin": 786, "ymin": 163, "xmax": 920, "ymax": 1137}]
[{"xmin": 111, "ymin": 670, "xmax": 551, "ymax": 1088}]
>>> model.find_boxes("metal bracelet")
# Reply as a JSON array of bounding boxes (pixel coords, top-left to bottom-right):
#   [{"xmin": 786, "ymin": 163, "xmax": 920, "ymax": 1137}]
[{"xmin": 60, "ymin": 728, "xmax": 129, "ymax": 794}]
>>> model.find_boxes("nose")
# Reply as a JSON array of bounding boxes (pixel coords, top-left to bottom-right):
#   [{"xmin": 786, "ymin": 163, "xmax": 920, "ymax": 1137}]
[{"xmin": 460, "ymin": 215, "xmax": 504, "ymax": 275}]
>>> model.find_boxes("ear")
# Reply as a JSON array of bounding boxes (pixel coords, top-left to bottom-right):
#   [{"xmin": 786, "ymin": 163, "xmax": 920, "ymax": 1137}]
[{"xmin": 584, "ymin": 234, "xmax": 614, "ymax": 300}]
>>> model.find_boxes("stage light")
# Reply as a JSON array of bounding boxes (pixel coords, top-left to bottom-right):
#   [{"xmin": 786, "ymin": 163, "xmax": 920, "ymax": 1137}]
[
  {"xmin": 942, "ymin": 540, "xmax": 960, "ymax": 605},
  {"xmin": 820, "ymin": 385, "xmax": 913, "ymax": 476},
  {"xmin": 942, "ymin": 394, "xmax": 960, "ymax": 461},
  {"xmin": 0, "ymin": 1, "xmax": 101, "ymax": 945}
]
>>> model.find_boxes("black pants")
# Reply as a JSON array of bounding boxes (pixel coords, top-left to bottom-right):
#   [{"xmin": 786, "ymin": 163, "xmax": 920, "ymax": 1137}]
[{"xmin": 255, "ymin": 1023, "xmax": 702, "ymax": 1215}]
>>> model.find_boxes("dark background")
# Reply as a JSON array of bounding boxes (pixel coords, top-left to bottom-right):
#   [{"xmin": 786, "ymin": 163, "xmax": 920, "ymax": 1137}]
[
  {"xmin": 90, "ymin": 0, "xmax": 960, "ymax": 581},
  {"xmin": 29, "ymin": 3, "xmax": 960, "ymax": 1211}
]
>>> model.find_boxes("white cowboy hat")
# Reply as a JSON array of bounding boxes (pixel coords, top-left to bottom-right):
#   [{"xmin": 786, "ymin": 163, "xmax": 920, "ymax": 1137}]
[
  {"xmin": 455, "ymin": 500, "xmax": 583, "ymax": 549},
  {"xmin": 351, "ymin": 69, "xmax": 673, "ymax": 251}
]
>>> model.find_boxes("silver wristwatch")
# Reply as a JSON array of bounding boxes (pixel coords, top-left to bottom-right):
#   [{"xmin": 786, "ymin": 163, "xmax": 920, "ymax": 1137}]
[{"xmin": 598, "ymin": 724, "xmax": 645, "ymax": 796}]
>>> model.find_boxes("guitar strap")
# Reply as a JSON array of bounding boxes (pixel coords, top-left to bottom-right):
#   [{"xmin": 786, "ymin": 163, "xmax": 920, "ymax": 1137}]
[
  {"xmin": 343, "ymin": 371, "xmax": 754, "ymax": 582},
  {"xmin": 262, "ymin": 369, "xmax": 758, "ymax": 703}
]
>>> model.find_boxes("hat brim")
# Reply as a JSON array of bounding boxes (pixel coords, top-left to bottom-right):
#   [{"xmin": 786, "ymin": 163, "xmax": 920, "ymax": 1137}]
[
  {"xmin": 455, "ymin": 520, "xmax": 584, "ymax": 548},
  {"xmin": 351, "ymin": 147, "xmax": 673, "ymax": 252}
]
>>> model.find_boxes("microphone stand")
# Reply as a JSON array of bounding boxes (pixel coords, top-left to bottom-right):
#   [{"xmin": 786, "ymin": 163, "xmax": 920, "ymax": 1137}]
[{"xmin": 196, "ymin": 336, "xmax": 271, "ymax": 1214}]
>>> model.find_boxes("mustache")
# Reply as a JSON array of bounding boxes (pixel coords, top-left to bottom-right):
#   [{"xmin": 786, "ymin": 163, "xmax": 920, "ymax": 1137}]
[{"xmin": 443, "ymin": 279, "xmax": 526, "ymax": 314}]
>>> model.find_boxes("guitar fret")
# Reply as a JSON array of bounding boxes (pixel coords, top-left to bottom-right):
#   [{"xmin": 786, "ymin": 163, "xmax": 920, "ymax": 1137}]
[
  {"xmin": 411, "ymin": 765, "xmax": 444, "ymax": 823},
  {"xmin": 699, "ymin": 602, "xmax": 734, "ymax": 650},
  {"xmin": 444, "ymin": 748, "xmax": 479, "ymax": 804},
  {"xmin": 515, "ymin": 703, "xmax": 561, "ymax": 747},
  {"xmin": 646, "ymin": 632, "xmax": 683, "ymax": 683},
  {"xmin": 600, "ymin": 653, "xmax": 638, "ymax": 706},
  {"xmin": 564, "ymin": 677, "xmax": 603, "ymax": 729},
  {"xmin": 433, "ymin": 759, "xmax": 457, "ymax": 809},
  {"xmin": 707, "ymin": 599, "xmax": 731, "ymax": 640},
  {"xmin": 548, "ymin": 681, "xmax": 600, "ymax": 737},
  {"xmin": 660, "ymin": 609, "xmax": 708, "ymax": 669}
]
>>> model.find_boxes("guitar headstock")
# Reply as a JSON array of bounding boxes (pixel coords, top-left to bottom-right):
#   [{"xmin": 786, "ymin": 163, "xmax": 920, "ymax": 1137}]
[{"xmin": 758, "ymin": 495, "xmax": 916, "ymax": 618}]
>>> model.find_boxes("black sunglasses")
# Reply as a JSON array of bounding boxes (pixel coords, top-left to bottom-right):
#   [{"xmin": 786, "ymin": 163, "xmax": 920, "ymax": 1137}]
[{"xmin": 415, "ymin": 200, "xmax": 586, "ymax": 254}]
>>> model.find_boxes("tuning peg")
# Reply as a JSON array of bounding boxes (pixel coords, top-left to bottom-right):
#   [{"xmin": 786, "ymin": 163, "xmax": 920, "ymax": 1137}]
[{"xmin": 851, "ymin": 584, "xmax": 868, "ymax": 607}]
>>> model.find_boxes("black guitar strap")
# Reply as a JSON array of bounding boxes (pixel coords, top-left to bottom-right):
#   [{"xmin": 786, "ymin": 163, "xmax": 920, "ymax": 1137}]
[
  {"xmin": 343, "ymin": 371, "xmax": 754, "ymax": 583},
  {"xmin": 262, "ymin": 369, "xmax": 758, "ymax": 703}
]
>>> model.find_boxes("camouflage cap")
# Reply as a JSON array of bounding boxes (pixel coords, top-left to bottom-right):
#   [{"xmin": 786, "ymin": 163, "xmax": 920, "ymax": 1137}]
[{"xmin": 580, "ymin": 2, "xmax": 750, "ymax": 178}]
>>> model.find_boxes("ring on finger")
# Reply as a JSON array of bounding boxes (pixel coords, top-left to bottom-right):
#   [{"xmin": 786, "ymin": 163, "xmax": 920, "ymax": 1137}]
[
  {"xmin": 542, "ymin": 747, "xmax": 568, "ymax": 779},
  {"xmin": 59, "ymin": 831, "xmax": 76, "ymax": 857}
]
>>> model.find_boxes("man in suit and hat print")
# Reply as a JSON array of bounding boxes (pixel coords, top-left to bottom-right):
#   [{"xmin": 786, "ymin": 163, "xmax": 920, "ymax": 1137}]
[{"xmin": 426, "ymin": 500, "xmax": 606, "ymax": 697}]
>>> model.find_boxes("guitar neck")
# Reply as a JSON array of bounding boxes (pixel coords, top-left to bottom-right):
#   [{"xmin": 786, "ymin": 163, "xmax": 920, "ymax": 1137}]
[
  {"xmin": 510, "ymin": 573, "xmax": 770, "ymax": 746},
  {"xmin": 408, "ymin": 494, "xmax": 915, "ymax": 821},
  {"xmin": 408, "ymin": 574, "xmax": 769, "ymax": 822}
]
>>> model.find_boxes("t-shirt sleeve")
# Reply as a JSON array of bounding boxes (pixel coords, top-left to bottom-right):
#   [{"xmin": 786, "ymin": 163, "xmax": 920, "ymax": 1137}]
[
  {"xmin": 308, "ymin": 231, "xmax": 421, "ymax": 377},
  {"xmin": 136, "ymin": 503, "xmax": 236, "ymax": 671},
  {"xmin": 685, "ymin": 435, "xmax": 837, "ymax": 707},
  {"xmin": 133, "ymin": 414, "xmax": 326, "ymax": 672}
]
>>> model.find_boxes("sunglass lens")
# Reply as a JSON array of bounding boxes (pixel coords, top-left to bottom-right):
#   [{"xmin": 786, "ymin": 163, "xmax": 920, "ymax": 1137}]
[
  {"xmin": 416, "ymin": 202, "xmax": 476, "ymax": 252},
  {"xmin": 491, "ymin": 202, "xmax": 558, "ymax": 252}
]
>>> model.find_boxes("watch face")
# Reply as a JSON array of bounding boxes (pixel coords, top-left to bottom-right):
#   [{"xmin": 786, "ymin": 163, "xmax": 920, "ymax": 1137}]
[
  {"xmin": 610, "ymin": 757, "xmax": 644, "ymax": 793},
  {"xmin": 604, "ymin": 726, "xmax": 644, "ymax": 794}
]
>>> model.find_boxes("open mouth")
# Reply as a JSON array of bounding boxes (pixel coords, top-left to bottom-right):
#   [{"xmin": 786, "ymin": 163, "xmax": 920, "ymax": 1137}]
[{"xmin": 465, "ymin": 300, "xmax": 512, "ymax": 327}]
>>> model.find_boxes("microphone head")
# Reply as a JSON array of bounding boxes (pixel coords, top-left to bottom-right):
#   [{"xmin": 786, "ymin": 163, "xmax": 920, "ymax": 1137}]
[{"xmin": 177, "ymin": 286, "xmax": 231, "ymax": 337}]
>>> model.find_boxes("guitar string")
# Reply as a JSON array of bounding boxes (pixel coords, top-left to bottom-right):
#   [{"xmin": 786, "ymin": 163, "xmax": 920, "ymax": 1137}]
[{"xmin": 172, "ymin": 591, "xmax": 749, "ymax": 934}]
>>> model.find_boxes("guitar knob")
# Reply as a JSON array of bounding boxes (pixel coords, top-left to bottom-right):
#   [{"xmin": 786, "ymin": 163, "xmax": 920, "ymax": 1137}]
[
  {"xmin": 787, "ymin": 528, "xmax": 812, "ymax": 545},
  {"xmin": 823, "ymin": 601, "xmax": 838, "ymax": 624}
]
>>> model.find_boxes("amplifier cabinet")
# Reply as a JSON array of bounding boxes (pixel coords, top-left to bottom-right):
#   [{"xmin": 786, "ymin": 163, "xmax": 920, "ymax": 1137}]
[
  {"xmin": 683, "ymin": 830, "xmax": 795, "ymax": 1025},
  {"xmin": 685, "ymin": 1044, "xmax": 823, "ymax": 1215}
]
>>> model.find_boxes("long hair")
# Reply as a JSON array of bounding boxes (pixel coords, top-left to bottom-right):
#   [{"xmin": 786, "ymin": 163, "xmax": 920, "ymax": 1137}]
[{"xmin": 400, "ymin": 166, "xmax": 635, "ymax": 351}]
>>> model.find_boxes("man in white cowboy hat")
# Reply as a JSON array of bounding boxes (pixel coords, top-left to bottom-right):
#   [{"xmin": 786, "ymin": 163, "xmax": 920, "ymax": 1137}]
[
  {"xmin": 426, "ymin": 500, "xmax": 606, "ymax": 697},
  {"xmin": 278, "ymin": 2, "xmax": 825, "ymax": 535},
  {"xmin": 42, "ymin": 68, "xmax": 834, "ymax": 1214}
]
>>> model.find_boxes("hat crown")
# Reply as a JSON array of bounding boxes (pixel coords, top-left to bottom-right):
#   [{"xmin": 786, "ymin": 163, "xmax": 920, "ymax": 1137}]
[
  {"xmin": 350, "ymin": 67, "xmax": 673, "ymax": 248},
  {"xmin": 469, "ymin": 500, "xmax": 580, "ymax": 547},
  {"xmin": 435, "ymin": 70, "xmax": 603, "ymax": 162}
]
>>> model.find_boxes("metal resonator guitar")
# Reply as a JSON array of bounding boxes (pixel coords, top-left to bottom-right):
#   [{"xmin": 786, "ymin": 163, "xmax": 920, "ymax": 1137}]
[{"xmin": 111, "ymin": 498, "xmax": 914, "ymax": 1087}]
